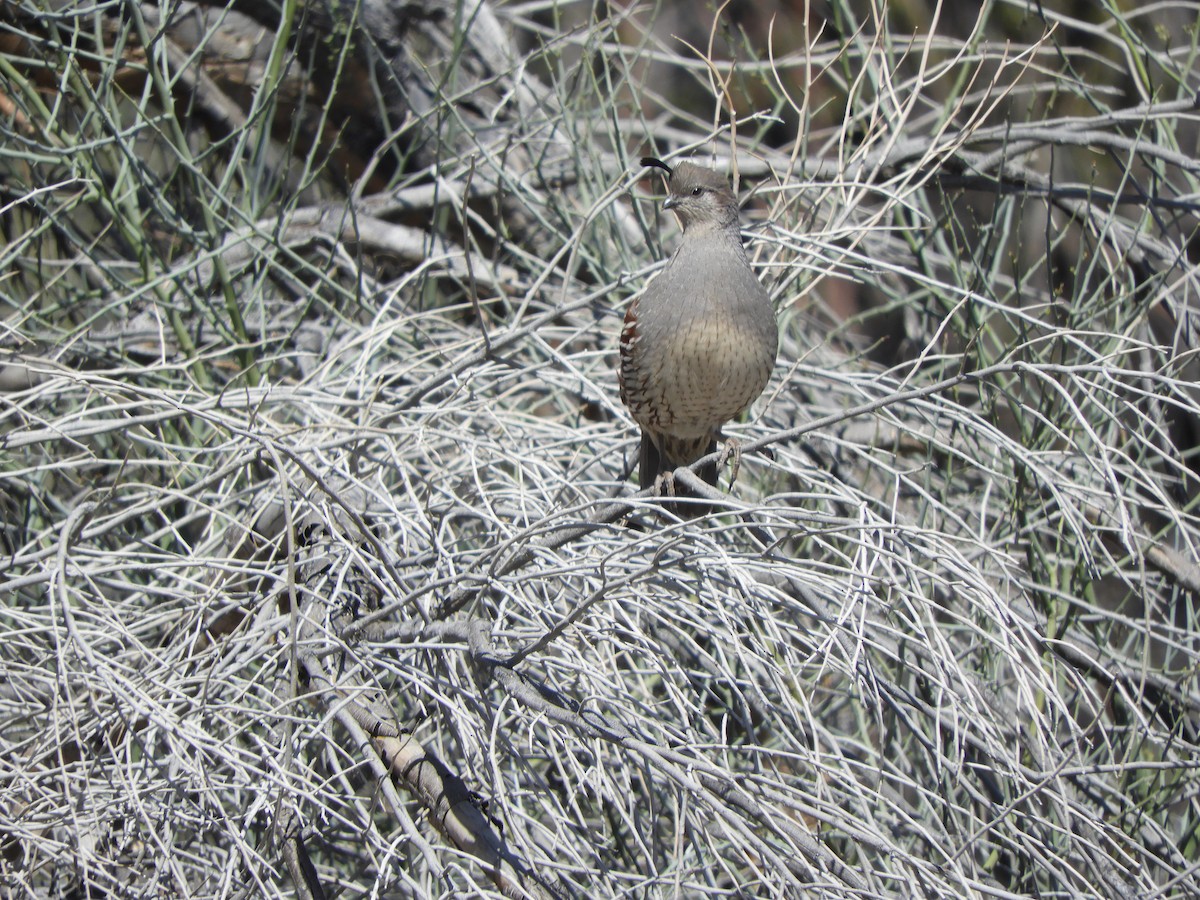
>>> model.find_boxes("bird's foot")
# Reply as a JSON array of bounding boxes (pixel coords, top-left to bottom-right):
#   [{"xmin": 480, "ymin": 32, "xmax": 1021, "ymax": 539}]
[
  {"xmin": 718, "ymin": 438, "xmax": 743, "ymax": 486},
  {"xmin": 653, "ymin": 470, "xmax": 678, "ymax": 498}
]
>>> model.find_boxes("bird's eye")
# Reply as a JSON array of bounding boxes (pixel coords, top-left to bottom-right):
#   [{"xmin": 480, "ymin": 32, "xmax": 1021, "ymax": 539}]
[{"xmin": 691, "ymin": 187, "xmax": 703, "ymax": 196}]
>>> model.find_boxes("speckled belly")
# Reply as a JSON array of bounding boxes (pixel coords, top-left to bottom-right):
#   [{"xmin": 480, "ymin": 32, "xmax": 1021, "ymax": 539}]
[{"xmin": 647, "ymin": 315, "xmax": 774, "ymax": 438}]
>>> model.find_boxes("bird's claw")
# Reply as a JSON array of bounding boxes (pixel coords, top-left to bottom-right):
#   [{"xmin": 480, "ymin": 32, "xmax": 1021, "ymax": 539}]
[
  {"xmin": 653, "ymin": 471, "xmax": 677, "ymax": 498},
  {"xmin": 718, "ymin": 438, "xmax": 743, "ymax": 486}
]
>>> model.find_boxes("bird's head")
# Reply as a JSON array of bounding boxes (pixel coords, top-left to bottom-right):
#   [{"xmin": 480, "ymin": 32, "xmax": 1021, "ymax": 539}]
[{"xmin": 641, "ymin": 157, "xmax": 738, "ymax": 233}]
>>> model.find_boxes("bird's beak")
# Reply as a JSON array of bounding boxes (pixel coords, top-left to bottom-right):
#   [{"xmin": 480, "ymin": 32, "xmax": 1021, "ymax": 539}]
[{"xmin": 662, "ymin": 196, "xmax": 679, "ymax": 211}]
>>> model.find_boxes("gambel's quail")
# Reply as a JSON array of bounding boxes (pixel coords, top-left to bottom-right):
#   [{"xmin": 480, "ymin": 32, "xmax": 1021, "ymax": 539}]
[{"xmin": 619, "ymin": 157, "xmax": 778, "ymax": 511}]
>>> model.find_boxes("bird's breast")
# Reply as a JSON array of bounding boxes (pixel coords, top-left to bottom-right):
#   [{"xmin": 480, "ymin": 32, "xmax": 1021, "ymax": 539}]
[
  {"xmin": 653, "ymin": 309, "xmax": 775, "ymax": 434},
  {"xmin": 619, "ymin": 235, "xmax": 778, "ymax": 438}
]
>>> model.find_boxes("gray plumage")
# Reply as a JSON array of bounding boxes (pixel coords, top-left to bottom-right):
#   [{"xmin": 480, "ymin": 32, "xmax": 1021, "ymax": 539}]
[{"xmin": 619, "ymin": 158, "xmax": 778, "ymax": 502}]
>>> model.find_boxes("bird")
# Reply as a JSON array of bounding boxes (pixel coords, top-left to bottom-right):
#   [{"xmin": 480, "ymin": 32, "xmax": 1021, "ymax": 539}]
[{"xmin": 618, "ymin": 156, "xmax": 778, "ymax": 512}]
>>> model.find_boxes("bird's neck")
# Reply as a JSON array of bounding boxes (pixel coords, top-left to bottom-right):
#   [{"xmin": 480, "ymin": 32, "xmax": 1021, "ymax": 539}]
[{"xmin": 683, "ymin": 218, "xmax": 742, "ymax": 242}]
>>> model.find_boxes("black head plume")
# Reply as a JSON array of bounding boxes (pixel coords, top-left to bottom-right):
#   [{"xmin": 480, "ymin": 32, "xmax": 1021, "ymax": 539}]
[{"xmin": 641, "ymin": 157, "xmax": 673, "ymax": 175}]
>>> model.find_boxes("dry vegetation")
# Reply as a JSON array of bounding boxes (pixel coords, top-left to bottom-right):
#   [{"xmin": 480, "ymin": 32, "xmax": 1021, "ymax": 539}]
[{"xmin": 4, "ymin": 0, "xmax": 1200, "ymax": 897}]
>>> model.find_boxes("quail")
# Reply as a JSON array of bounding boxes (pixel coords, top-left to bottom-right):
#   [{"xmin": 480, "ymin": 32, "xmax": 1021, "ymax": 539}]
[{"xmin": 618, "ymin": 157, "xmax": 778, "ymax": 509}]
